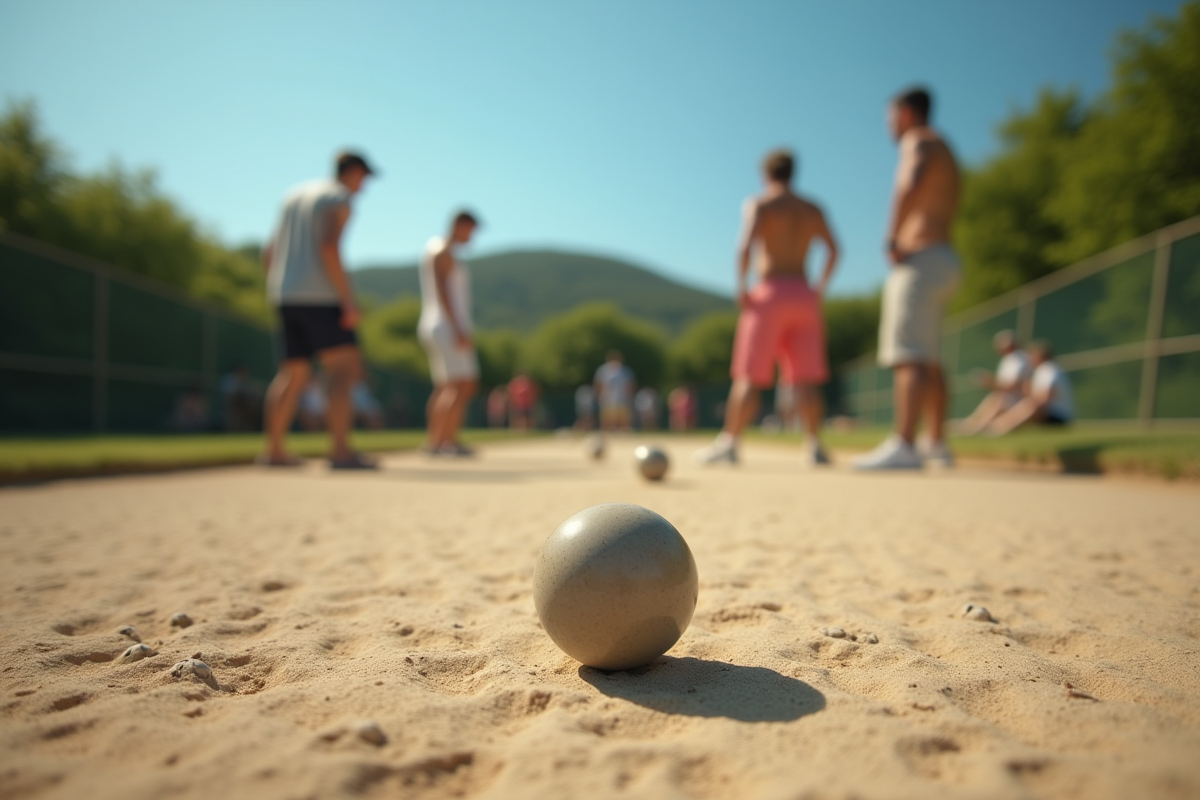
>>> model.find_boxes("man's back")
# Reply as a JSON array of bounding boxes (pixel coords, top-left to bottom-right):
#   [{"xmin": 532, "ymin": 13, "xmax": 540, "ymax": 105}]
[
  {"xmin": 749, "ymin": 192, "xmax": 828, "ymax": 282},
  {"xmin": 894, "ymin": 127, "xmax": 959, "ymax": 253},
  {"xmin": 266, "ymin": 179, "xmax": 349, "ymax": 306}
]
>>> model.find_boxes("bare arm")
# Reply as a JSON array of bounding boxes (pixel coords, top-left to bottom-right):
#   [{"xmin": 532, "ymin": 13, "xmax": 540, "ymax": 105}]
[
  {"xmin": 735, "ymin": 199, "xmax": 760, "ymax": 307},
  {"xmin": 886, "ymin": 137, "xmax": 933, "ymax": 264},
  {"xmin": 813, "ymin": 209, "xmax": 839, "ymax": 297},
  {"xmin": 432, "ymin": 248, "xmax": 470, "ymax": 348},
  {"xmin": 318, "ymin": 204, "xmax": 359, "ymax": 329}
]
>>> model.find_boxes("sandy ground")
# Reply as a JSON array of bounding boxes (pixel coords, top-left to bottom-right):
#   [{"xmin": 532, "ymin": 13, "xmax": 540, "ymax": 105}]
[{"xmin": 2, "ymin": 435, "xmax": 1199, "ymax": 800}]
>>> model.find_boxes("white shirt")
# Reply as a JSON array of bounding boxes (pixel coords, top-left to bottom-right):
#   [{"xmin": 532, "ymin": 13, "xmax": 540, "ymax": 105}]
[
  {"xmin": 996, "ymin": 350, "xmax": 1032, "ymax": 391},
  {"xmin": 594, "ymin": 362, "xmax": 635, "ymax": 407},
  {"xmin": 1031, "ymin": 361, "xmax": 1073, "ymax": 420},
  {"xmin": 417, "ymin": 236, "xmax": 473, "ymax": 337}
]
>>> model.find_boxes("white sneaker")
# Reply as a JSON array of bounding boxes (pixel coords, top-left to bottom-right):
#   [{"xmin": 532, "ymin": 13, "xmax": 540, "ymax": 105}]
[
  {"xmin": 921, "ymin": 440, "xmax": 955, "ymax": 468},
  {"xmin": 852, "ymin": 435, "xmax": 922, "ymax": 471},
  {"xmin": 694, "ymin": 439, "xmax": 738, "ymax": 465}
]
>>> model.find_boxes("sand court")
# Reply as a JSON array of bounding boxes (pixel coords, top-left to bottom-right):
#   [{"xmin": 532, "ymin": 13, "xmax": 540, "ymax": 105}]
[{"xmin": 2, "ymin": 437, "xmax": 1199, "ymax": 799}]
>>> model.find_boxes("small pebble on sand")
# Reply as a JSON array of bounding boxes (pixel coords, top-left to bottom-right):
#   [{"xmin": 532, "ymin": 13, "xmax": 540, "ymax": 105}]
[
  {"xmin": 119, "ymin": 643, "xmax": 156, "ymax": 663},
  {"xmin": 961, "ymin": 604, "xmax": 994, "ymax": 622},
  {"xmin": 117, "ymin": 625, "xmax": 141, "ymax": 642},
  {"xmin": 354, "ymin": 719, "xmax": 387, "ymax": 746},
  {"xmin": 170, "ymin": 613, "xmax": 194, "ymax": 629},
  {"xmin": 170, "ymin": 658, "xmax": 217, "ymax": 689},
  {"xmin": 820, "ymin": 627, "xmax": 847, "ymax": 639}
]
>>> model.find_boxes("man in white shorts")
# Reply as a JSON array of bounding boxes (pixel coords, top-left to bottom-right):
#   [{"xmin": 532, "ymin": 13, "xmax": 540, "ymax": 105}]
[
  {"xmin": 418, "ymin": 210, "xmax": 481, "ymax": 456},
  {"xmin": 855, "ymin": 87, "xmax": 962, "ymax": 470},
  {"xmin": 958, "ymin": 330, "xmax": 1032, "ymax": 435},
  {"xmin": 985, "ymin": 341, "xmax": 1074, "ymax": 435},
  {"xmin": 594, "ymin": 351, "xmax": 635, "ymax": 432}
]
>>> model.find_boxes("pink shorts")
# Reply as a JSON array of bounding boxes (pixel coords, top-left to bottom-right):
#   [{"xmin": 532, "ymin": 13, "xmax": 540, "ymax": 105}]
[{"xmin": 731, "ymin": 278, "xmax": 828, "ymax": 387}]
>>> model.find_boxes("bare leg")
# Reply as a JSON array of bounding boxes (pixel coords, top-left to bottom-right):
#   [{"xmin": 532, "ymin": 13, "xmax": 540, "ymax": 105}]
[
  {"xmin": 264, "ymin": 359, "xmax": 311, "ymax": 460},
  {"xmin": 319, "ymin": 345, "xmax": 361, "ymax": 461},
  {"xmin": 893, "ymin": 363, "xmax": 923, "ymax": 445},
  {"xmin": 987, "ymin": 398, "xmax": 1044, "ymax": 436},
  {"xmin": 426, "ymin": 385, "xmax": 446, "ymax": 446},
  {"xmin": 722, "ymin": 379, "xmax": 761, "ymax": 437},
  {"xmin": 444, "ymin": 379, "xmax": 478, "ymax": 443},
  {"xmin": 924, "ymin": 364, "xmax": 948, "ymax": 443},
  {"xmin": 959, "ymin": 392, "xmax": 1009, "ymax": 435},
  {"xmin": 796, "ymin": 383, "xmax": 824, "ymax": 440}
]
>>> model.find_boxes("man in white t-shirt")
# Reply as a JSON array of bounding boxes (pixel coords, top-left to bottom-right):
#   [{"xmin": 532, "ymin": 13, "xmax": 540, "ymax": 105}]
[
  {"xmin": 958, "ymin": 329, "xmax": 1032, "ymax": 435},
  {"xmin": 418, "ymin": 210, "xmax": 481, "ymax": 456},
  {"xmin": 594, "ymin": 351, "xmax": 636, "ymax": 432},
  {"xmin": 986, "ymin": 341, "xmax": 1073, "ymax": 435}
]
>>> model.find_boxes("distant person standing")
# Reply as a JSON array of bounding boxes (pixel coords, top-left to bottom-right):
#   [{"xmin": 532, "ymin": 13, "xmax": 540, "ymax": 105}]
[
  {"xmin": 260, "ymin": 151, "xmax": 378, "ymax": 469},
  {"xmin": 594, "ymin": 350, "xmax": 636, "ymax": 432},
  {"xmin": 695, "ymin": 148, "xmax": 839, "ymax": 466},
  {"xmin": 418, "ymin": 210, "xmax": 481, "ymax": 456},
  {"xmin": 958, "ymin": 330, "xmax": 1031, "ymax": 435},
  {"xmin": 508, "ymin": 372, "xmax": 539, "ymax": 431},
  {"xmin": 854, "ymin": 87, "xmax": 961, "ymax": 471},
  {"xmin": 634, "ymin": 386, "xmax": 660, "ymax": 431},
  {"xmin": 574, "ymin": 383, "xmax": 596, "ymax": 430},
  {"xmin": 668, "ymin": 385, "xmax": 697, "ymax": 431}
]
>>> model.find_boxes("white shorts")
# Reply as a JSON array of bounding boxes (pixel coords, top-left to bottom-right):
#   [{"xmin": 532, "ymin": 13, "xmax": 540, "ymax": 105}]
[
  {"xmin": 420, "ymin": 324, "xmax": 479, "ymax": 384},
  {"xmin": 878, "ymin": 244, "xmax": 961, "ymax": 367}
]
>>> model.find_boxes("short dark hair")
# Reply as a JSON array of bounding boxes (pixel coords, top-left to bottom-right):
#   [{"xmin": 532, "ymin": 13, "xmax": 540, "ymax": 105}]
[
  {"xmin": 893, "ymin": 86, "xmax": 932, "ymax": 122},
  {"xmin": 762, "ymin": 149, "xmax": 795, "ymax": 183},
  {"xmin": 452, "ymin": 209, "xmax": 480, "ymax": 228},
  {"xmin": 335, "ymin": 150, "xmax": 376, "ymax": 177}
]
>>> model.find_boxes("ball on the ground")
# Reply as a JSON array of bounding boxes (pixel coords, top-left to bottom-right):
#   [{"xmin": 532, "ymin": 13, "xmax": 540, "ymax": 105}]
[
  {"xmin": 634, "ymin": 445, "xmax": 669, "ymax": 481},
  {"xmin": 533, "ymin": 503, "xmax": 698, "ymax": 670},
  {"xmin": 585, "ymin": 433, "xmax": 606, "ymax": 460}
]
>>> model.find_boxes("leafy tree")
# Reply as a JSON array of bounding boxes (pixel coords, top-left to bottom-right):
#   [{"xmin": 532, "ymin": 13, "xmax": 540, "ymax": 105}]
[
  {"xmin": 668, "ymin": 311, "xmax": 737, "ymax": 384},
  {"xmin": 358, "ymin": 296, "xmax": 428, "ymax": 377},
  {"xmin": 475, "ymin": 329, "xmax": 523, "ymax": 389},
  {"xmin": 523, "ymin": 302, "xmax": 667, "ymax": 390}
]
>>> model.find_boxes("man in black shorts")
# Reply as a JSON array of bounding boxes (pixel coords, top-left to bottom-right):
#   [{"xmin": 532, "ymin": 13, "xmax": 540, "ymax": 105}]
[{"xmin": 260, "ymin": 151, "xmax": 378, "ymax": 469}]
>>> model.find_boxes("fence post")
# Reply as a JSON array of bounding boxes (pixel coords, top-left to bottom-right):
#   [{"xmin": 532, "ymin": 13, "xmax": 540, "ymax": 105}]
[
  {"xmin": 1016, "ymin": 287, "xmax": 1036, "ymax": 346},
  {"xmin": 92, "ymin": 269, "xmax": 109, "ymax": 433},
  {"xmin": 1137, "ymin": 232, "xmax": 1172, "ymax": 427}
]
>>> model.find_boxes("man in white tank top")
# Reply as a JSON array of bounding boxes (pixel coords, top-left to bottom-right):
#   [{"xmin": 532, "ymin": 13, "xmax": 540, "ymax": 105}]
[{"xmin": 418, "ymin": 210, "xmax": 481, "ymax": 456}]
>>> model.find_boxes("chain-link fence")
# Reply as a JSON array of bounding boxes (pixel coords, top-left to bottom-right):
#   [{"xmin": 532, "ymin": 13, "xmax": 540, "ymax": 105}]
[
  {"xmin": 843, "ymin": 215, "xmax": 1200, "ymax": 425},
  {"xmin": 0, "ymin": 231, "xmax": 432, "ymax": 434}
]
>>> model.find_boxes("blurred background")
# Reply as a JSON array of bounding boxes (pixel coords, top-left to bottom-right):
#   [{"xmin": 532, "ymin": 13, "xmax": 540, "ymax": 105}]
[{"xmin": 1, "ymin": 0, "xmax": 1197, "ymax": 438}]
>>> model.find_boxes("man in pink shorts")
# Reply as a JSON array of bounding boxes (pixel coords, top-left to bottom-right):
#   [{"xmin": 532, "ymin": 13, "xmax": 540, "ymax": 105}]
[{"xmin": 695, "ymin": 148, "xmax": 839, "ymax": 466}]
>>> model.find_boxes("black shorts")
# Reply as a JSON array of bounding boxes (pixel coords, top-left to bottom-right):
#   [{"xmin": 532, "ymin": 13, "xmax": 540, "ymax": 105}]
[
  {"xmin": 277, "ymin": 305, "xmax": 358, "ymax": 361},
  {"xmin": 1041, "ymin": 410, "xmax": 1070, "ymax": 426}
]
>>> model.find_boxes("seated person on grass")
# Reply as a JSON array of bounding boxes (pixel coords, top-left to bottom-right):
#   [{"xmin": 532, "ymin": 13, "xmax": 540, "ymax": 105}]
[
  {"xmin": 986, "ymin": 341, "xmax": 1073, "ymax": 436},
  {"xmin": 958, "ymin": 329, "xmax": 1031, "ymax": 435}
]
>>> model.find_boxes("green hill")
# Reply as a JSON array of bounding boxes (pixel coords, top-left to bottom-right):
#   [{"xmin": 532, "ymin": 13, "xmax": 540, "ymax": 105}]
[{"xmin": 352, "ymin": 249, "xmax": 733, "ymax": 335}]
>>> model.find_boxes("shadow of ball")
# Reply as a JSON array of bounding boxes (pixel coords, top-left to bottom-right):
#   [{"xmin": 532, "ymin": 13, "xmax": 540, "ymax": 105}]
[
  {"xmin": 634, "ymin": 445, "xmax": 669, "ymax": 481},
  {"xmin": 534, "ymin": 503, "xmax": 698, "ymax": 671}
]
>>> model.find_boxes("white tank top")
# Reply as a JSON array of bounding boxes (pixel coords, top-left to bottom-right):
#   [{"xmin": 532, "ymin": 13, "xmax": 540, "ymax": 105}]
[{"xmin": 417, "ymin": 236, "xmax": 473, "ymax": 336}]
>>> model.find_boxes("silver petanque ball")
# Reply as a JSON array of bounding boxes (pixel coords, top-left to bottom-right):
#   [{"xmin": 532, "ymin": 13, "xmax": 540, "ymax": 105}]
[
  {"xmin": 634, "ymin": 445, "xmax": 669, "ymax": 481},
  {"xmin": 585, "ymin": 433, "xmax": 606, "ymax": 460},
  {"xmin": 533, "ymin": 503, "xmax": 698, "ymax": 670}
]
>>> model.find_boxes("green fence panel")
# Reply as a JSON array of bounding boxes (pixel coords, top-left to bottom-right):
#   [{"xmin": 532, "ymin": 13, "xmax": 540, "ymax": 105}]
[
  {"xmin": 1154, "ymin": 352, "xmax": 1200, "ymax": 419},
  {"xmin": 106, "ymin": 379, "xmax": 196, "ymax": 432},
  {"xmin": 1070, "ymin": 360, "xmax": 1144, "ymax": 420},
  {"xmin": 108, "ymin": 282, "xmax": 204, "ymax": 372},
  {"xmin": 1032, "ymin": 252, "xmax": 1154, "ymax": 355},
  {"xmin": 0, "ymin": 369, "xmax": 93, "ymax": 433},
  {"xmin": 0, "ymin": 246, "xmax": 94, "ymax": 360},
  {"xmin": 215, "ymin": 316, "xmax": 276, "ymax": 380},
  {"xmin": 1162, "ymin": 233, "xmax": 1200, "ymax": 339}
]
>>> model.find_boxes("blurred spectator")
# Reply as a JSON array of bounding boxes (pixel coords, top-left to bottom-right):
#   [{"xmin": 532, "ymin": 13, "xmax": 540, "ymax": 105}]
[
  {"xmin": 986, "ymin": 341, "xmax": 1074, "ymax": 435},
  {"xmin": 352, "ymin": 381, "xmax": 384, "ymax": 430},
  {"xmin": 574, "ymin": 383, "xmax": 596, "ymax": 430},
  {"xmin": 958, "ymin": 330, "xmax": 1031, "ymax": 435},
  {"xmin": 219, "ymin": 365, "xmax": 259, "ymax": 432},
  {"xmin": 594, "ymin": 350, "xmax": 635, "ymax": 432},
  {"xmin": 774, "ymin": 382, "xmax": 801, "ymax": 433},
  {"xmin": 487, "ymin": 386, "xmax": 509, "ymax": 429},
  {"xmin": 299, "ymin": 380, "xmax": 327, "ymax": 431},
  {"xmin": 634, "ymin": 386, "xmax": 660, "ymax": 431},
  {"xmin": 171, "ymin": 385, "xmax": 209, "ymax": 432},
  {"xmin": 668, "ymin": 385, "xmax": 697, "ymax": 431},
  {"xmin": 508, "ymin": 373, "xmax": 539, "ymax": 431}
]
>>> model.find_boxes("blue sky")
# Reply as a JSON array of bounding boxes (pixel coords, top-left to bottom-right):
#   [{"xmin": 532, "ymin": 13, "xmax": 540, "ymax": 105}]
[{"xmin": 0, "ymin": 0, "xmax": 1186, "ymax": 298}]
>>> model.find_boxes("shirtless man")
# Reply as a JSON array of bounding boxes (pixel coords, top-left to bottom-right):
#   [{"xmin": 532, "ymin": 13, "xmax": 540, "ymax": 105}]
[
  {"xmin": 418, "ymin": 210, "xmax": 481, "ymax": 456},
  {"xmin": 855, "ymin": 87, "xmax": 961, "ymax": 471},
  {"xmin": 695, "ymin": 148, "xmax": 838, "ymax": 466}
]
